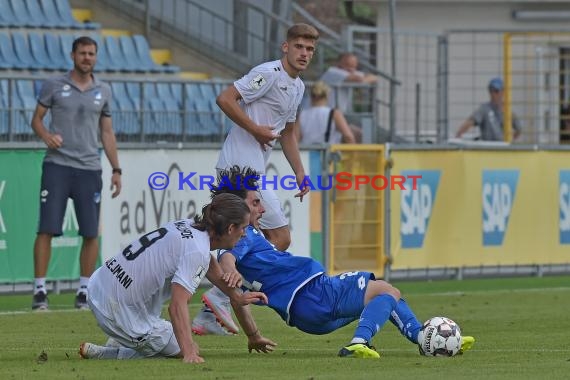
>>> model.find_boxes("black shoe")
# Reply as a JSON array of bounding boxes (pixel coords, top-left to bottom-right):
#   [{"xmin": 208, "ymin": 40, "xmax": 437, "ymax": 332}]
[
  {"xmin": 75, "ymin": 292, "xmax": 89, "ymax": 310},
  {"xmin": 32, "ymin": 292, "xmax": 48, "ymax": 311}
]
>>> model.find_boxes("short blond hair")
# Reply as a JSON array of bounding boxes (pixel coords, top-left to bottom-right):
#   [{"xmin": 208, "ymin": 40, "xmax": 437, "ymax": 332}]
[
  {"xmin": 310, "ymin": 81, "xmax": 330, "ymax": 99},
  {"xmin": 287, "ymin": 23, "xmax": 319, "ymax": 42}
]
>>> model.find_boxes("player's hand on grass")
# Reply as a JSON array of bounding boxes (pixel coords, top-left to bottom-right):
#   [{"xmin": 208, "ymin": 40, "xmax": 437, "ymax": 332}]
[
  {"xmin": 182, "ymin": 341, "xmax": 204, "ymax": 363},
  {"xmin": 182, "ymin": 353, "xmax": 204, "ymax": 364},
  {"xmin": 221, "ymin": 270, "xmax": 243, "ymax": 288},
  {"xmin": 247, "ymin": 333, "xmax": 277, "ymax": 354}
]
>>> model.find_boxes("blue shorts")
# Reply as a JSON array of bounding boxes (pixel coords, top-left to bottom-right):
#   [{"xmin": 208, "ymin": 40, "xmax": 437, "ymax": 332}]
[
  {"xmin": 288, "ymin": 271, "xmax": 375, "ymax": 335},
  {"xmin": 37, "ymin": 162, "xmax": 102, "ymax": 238}
]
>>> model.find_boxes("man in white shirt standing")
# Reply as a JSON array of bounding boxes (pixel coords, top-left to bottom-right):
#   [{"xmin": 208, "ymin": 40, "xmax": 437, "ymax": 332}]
[{"xmin": 195, "ymin": 23, "xmax": 319, "ymax": 335}]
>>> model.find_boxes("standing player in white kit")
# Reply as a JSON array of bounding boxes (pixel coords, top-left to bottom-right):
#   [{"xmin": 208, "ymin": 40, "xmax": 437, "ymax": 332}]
[{"xmin": 193, "ymin": 23, "xmax": 320, "ymax": 335}]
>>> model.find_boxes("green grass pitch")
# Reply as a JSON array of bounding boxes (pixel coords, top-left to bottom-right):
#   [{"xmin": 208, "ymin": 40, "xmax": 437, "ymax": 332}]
[{"xmin": 1, "ymin": 276, "xmax": 569, "ymax": 380}]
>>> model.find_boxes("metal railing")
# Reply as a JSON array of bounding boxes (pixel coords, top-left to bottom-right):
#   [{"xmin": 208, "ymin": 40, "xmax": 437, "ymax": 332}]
[{"xmin": 0, "ymin": 75, "xmax": 378, "ymax": 144}]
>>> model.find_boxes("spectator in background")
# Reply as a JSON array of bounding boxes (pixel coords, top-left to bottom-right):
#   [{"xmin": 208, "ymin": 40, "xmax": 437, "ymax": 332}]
[
  {"xmin": 456, "ymin": 77, "xmax": 521, "ymax": 141},
  {"xmin": 297, "ymin": 81, "xmax": 356, "ymax": 144},
  {"xmin": 320, "ymin": 52, "xmax": 378, "ymax": 114},
  {"xmin": 30, "ymin": 36, "xmax": 122, "ymax": 311}
]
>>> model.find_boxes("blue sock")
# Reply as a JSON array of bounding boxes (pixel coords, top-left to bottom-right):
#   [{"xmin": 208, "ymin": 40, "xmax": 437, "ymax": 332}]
[
  {"xmin": 389, "ymin": 298, "xmax": 422, "ymax": 344},
  {"xmin": 353, "ymin": 294, "xmax": 397, "ymax": 344}
]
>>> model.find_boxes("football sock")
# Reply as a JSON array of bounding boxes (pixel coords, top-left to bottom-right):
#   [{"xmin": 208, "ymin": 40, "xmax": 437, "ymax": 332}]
[
  {"xmin": 117, "ymin": 346, "xmax": 145, "ymax": 360},
  {"xmin": 209, "ymin": 286, "xmax": 226, "ymax": 299},
  {"xmin": 77, "ymin": 277, "xmax": 89, "ymax": 294},
  {"xmin": 34, "ymin": 278, "xmax": 46, "ymax": 295},
  {"xmin": 389, "ymin": 298, "xmax": 422, "ymax": 344},
  {"xmin": 352, "ymin": 294, "xmax": 397, "ymax": 343}
]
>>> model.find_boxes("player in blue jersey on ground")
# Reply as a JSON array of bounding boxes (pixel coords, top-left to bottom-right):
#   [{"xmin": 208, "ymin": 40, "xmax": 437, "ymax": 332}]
[{"xmin": 200, "ymin": 166, "xmax": 475, "ymax": 358}]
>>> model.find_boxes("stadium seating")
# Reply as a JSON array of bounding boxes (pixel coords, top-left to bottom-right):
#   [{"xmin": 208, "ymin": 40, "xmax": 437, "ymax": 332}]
[
  {"xmin": 44, "ymin": 33, "xmax": 71, "ymax": 70},
  {"xmin": 0, "ymin": 0, "xmax": 217, "ymax": 141},
  {"xmin": 12, "ymin": 32, "xmax": 43, "ymax": 70},
  {"xmin": 53, "ymin": 0, "xmax": 100, "ymax": 29},
  {"xmin": 12, "ymin": 80, "xmax": 36, "ymax": 135},
  {"xmin": 29, "ymin": 32, "xmax": 60, "ymax": 71},
  {"xmin": 0, "ymin": 0, "xmax": 98, "ymax": 29},
  {"xmin": 0, "ymin": 32, "xmax": 28, "ymax": 70}
]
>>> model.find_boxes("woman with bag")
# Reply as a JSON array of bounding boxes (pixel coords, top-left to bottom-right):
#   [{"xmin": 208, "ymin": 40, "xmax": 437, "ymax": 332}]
[{"xmin": 297, "ymin": 81, "xmax": 357, "ymax": 144}]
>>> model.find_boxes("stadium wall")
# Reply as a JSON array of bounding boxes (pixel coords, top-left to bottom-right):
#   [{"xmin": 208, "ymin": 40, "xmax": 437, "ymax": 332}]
[
  {"xmin": 0, "ymin": 148, "xmax": 311, "ymax": 284},
  {"xmin": 388, "ymin": 147, "xmax": 570, "ymax": 278}
]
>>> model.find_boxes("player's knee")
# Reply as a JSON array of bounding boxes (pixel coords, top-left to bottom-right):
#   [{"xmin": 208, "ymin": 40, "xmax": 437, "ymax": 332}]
[{"xmin": 387, "ymin": 285, "xmax": 401, "ymax": 301}]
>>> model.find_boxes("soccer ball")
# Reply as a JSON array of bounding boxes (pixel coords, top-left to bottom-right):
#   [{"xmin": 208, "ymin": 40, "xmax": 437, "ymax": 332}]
[{"xmin": 417, "ymin": 316, "xmax": 462, "ymax": 357}]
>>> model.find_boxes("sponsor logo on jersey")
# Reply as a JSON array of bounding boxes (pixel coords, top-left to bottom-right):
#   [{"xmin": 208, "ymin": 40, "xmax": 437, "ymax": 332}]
[{"xmin": 249, "ymin": 74, "xmax": 266, "ymax": 90}]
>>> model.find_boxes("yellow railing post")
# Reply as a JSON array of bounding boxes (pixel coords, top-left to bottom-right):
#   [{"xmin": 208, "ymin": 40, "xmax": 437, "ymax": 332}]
[{"xmin": 503, "ymin": 32, "xmax": 513, "ymax": 143}]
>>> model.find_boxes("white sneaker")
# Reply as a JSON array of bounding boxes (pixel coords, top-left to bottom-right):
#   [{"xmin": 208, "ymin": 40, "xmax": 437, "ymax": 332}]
[
  {"xmin": 79, "ymin": 342, "xmax": 106, "ymax": 359},
  {"xmin": 202, "ymin": 288, "xmax": 239, "ymax": 334},
  {"xmin": 192, "ymin": 309, "xmax": 235, "ymax": 336}
]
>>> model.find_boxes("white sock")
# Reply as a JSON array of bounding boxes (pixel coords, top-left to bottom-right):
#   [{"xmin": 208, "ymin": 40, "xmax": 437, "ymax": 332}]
[
  {"xmin": 77, "ymin": 276, "xmax": 89, "ymax": 295},
  {"xmin": 117, "ymin": 346, "xmax": 144, "ymax": 360},
  {"xmin": 210, "ymin": 286, "xmax": 226, "ymax": 298},
  {"xmin": 350, "ymin": 337, "xmax": 367, "ymax": 345},
  {"xmin": 34, "ymin": 278, "xmax": 47, "ymax": 295}
]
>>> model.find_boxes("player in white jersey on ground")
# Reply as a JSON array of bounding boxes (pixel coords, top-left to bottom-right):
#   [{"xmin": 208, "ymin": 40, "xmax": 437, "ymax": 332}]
[
  {"xmin": 79, "ymin": 194, "xmax": 275, "ymax": 363},
  {"xmin": 195, "ymin": 23, "xmax": 320, "ymax": 335}
]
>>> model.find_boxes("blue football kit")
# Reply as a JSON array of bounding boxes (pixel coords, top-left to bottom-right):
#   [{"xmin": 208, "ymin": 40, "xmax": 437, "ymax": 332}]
[{"xmin": 218, "ymin": 226, "xmax": 415, "ymax": 337}]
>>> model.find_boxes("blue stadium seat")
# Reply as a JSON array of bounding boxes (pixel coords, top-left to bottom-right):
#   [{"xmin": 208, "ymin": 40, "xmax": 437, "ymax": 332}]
[
  {"xmin": 0, "ymin": 0, "xmax": 18, "ymax": 27},
  {"xmin": 44, "ymin": 33, "xmax": 69, "ymax": 70},
  {"xmin": 9, "ymin": 0, "xmax": 41, "ymax": 28},
  {"xmin": 12, "ymin": 32, "xmax": 43, "ymax": 70},
  {"xmin": 125, "ymin": 81, "xmax": 142, "ymax": 109},
  {"xmin": 185, "ymin": 98, "xmax": 219, "ymax": 138},
  {"xmin": 53, "ymin": 0, "xmax": 100, "ymax": 29},
  {"xmin": 143, "ymin": 82, "xmax": 158, "ymax": 99},
  {"xmin": 104, "ymin": 35, "xmax": 130, "ymax": 72},
  {"xmin": 0, "ymin": 32, "xmax": 27, "ymax": 70},
  {"xmin": 156, "ymin": 82, "xmax": 173, "ymax": 100},
  {"xmin": 29, "ymin": 32, "xmax": 59, "ymax": 71},
  {"xmin": 132, "ymin": 35, "xmax": 163, "ymax": 73},
  {"xmin": 199, "ymin": 82, "xmax": 217, "ymax": 101},
  {"xmin": 12, "ymin": 80, "xmax": 36, "ymax": 135},
  {"xmin": 185, "ymin": 82, "xmax": 203, "ymax": 101},
  {"xmin": 111, "ymin": 82, "xmax": 140, "ymax": 136},
  {"xmin": 26, "ymin": 0, "xmax": 60, "ymax": 28},
  {"xmin": 40, "ymin": 0, "xmax": 69, "ymax": 29},
  {"xmin": 58, "ymin": 34, "xmax": 75, "ymax": 69},
  {"xmin": 118, "ymin": 36, "xmax": 146, "ymax": 73},
  {"xmin": 162, "ymin": 97, "xmax": 183, "ymax": 135},
  {"xmin": 170, "ymin": 83, "xmax": 183, "ymax": 107}
]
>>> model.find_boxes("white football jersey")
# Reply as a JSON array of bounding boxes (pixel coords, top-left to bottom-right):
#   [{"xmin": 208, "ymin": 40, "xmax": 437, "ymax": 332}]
[
  {"xmin": 217, "ymin": 59, "xmax": 305, "ymax": 173},
  {"xmin": 88, "ymin": 220, "xmax": 211, "ymax": 338}
]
